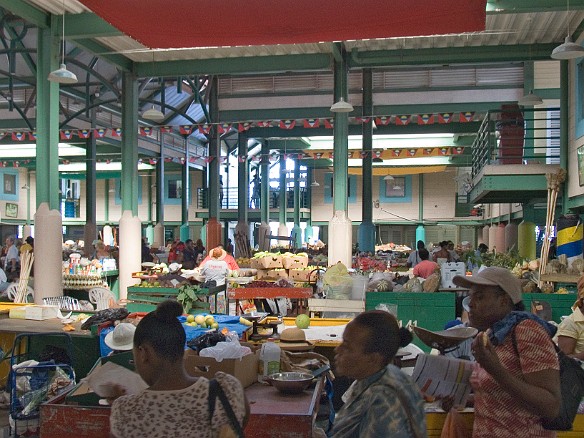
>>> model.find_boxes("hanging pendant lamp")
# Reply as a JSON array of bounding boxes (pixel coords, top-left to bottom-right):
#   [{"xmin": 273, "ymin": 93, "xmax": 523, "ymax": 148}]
[
  {"xmin": 551, "ymin": 1, "xmax": 584, "ymax": 60},
  {"xmin": 330, "ymin": 97, "xmax": 354, "ymax": 113},
  {"xmin": 518, "ymin": 90, "xmax": 543, "ymax": 106},
  {"xmin": 143, "ymin": 106, "xmax": 165, "ymax": 121},
  {"xmin": 48, "ymin": 0, "xmax": 78, "ymax": 84}
]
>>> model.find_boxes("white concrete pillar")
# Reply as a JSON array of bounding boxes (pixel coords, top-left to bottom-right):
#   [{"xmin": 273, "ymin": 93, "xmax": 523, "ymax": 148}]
[
  {"xmin": 328, "ymin": 210, "xmax": 352, "ymax": 268},
  {"xmin": 118, "ymin": 211, "xmax": 141, "ymax": 300},
  {"xmin": 33, "ymin": 203, "xmax": 63, "ymax": 304}
]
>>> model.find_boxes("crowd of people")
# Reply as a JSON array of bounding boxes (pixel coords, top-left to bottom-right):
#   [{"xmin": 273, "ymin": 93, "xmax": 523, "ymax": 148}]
[{"xmin": 0, "ymin": 235, "xmax": 33, "ymax": 294}]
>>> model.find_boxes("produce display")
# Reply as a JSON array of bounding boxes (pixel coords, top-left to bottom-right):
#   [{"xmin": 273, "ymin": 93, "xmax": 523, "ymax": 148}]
[{"xmin": 183, "ymin": 314, "xmax": 219, "ymax": 329}]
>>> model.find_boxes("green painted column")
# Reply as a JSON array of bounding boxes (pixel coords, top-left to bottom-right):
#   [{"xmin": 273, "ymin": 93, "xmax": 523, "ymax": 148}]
[
  {"xmin": 332, "ymin": 57, "xmax": 349, "ymax": 213},
  {"xmin": 121, "ymin": 72, "xmax": 139, "ymax": 214},
  {"xmin": 104, "ymin": 179, "xmax": 110, "ymax": 222},
  {"xmin": 237, "ymin": 135, "xmax": 249, "ymax": 223},
  {"xmin": 279, "ymin": 157, "xmax": 287, "ymax": 225},
  {"xmin": 36, "ymin": 26, "xmax": 60, "ymax": 210},
  {"xmin": 180, "ymin": 139, "xmax": 190, "ymax": 241},
  {"xmin": 206, "ymin": 76, "xmax": 222, "ymax": 250},
  {"xmin": 155, "ymin": 152, "xmax": 164, "ymax": 221},
  {"xmin": 560, "ymin": 60, "xmax": 568, "ymax": 215},
  {"xmin": 358, "ymin": 68, "xmax": 375, "ymax": 253},
  {"xmin": 83, "ymin": 101, "xmax": 97, "ymax": 256},
  {"xmin": 305, "ymin": 167, "xmax": 314, "ymax": 243},
  {"xmin": 148, "ymin": 174, "xmax": 154, "ymax": 222},
  {"xmin": 523, "ymin": 61, "xmax": 535, "ymax": 157},
  {"xmin": 260, "ymin": 141, "xmax": 270, "ymax": 224},
  {"xmin": 416, "ymin": 174, "xmax": 426, "ymax": 244},
  {"xmin": 292, "ymin": 159, "xmax": 302, "ymax": 247}
]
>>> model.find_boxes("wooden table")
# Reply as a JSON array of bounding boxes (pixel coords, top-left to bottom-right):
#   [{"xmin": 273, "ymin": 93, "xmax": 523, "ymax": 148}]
[
  {"xmin": 244, "ymin": 378, "xmax": 324, "ymax": 437},
  {"xmin": 228, "ymin": 287, "xmax": 313, "ymax": 315}
]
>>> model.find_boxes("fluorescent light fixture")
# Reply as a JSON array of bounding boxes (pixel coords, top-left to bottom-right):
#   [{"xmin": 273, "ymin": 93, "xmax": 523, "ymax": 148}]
[
  {"xmin": 304, "ymin": 134, "xmax": 456, "ymax": 150},
  {"xmin": 348, "ymin": 156, "xmax": 452, "ymax": 167},
  {"xmin": 551, "ymin": 36, "xmax": 584, "ymax": 59},
  {"xmin": 518, "ymin": 91, "xmax": 543, "ymax": 106},
  {"xmin": 0, "ymin": 143, "xmax": 86, "ymax": 158},
  {"xmin": 59, "ymin": 162, "xmax": 155, "ymax": 172}
]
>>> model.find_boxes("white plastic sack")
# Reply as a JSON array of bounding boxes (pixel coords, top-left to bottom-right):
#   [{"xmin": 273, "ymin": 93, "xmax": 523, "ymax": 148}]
[{"xmin": 199, "ymin": 340, "xmax": 252, "ymax": 362}]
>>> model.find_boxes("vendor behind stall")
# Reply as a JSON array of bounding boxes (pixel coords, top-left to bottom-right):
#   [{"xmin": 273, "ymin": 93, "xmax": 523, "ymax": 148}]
[
  {"xmin": 200, "ymin": 246, "xmax": 240, "ymax": 271},
  {"xmin": 201, "ymin": 248, "xmax": 230, "ymax": 287}
]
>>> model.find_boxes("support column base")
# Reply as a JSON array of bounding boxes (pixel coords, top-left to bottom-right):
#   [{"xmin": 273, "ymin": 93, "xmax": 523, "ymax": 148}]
[
  {"xmin": 33, "ymin": 203, "xmax": 63, "ymax": 303},
  {"xmin": 118, "ymin": 211, "xmax": 142, "ymax": 300},
  {"xmin": 258, "ymin": 222, "xmax": 271, "ymax": 251},
  {"xmin": 328, "ymin": 211, "xmax": 353, "ymax": 268}
]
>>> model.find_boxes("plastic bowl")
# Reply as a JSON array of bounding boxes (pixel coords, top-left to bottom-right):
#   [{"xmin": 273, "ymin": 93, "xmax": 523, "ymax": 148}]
[{"xmin": 267, "ymin": 372, "xmax": 314, "ymax": 394}]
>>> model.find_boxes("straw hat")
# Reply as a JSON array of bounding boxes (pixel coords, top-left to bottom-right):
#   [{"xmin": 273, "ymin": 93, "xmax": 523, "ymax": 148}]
[
  {"xmin": 279, "ymin": 327, "xmax": 314, "ymax": 351},
  {"xmin": 104, "ymin": 323, "xmax": 136, "ymax": 351}
]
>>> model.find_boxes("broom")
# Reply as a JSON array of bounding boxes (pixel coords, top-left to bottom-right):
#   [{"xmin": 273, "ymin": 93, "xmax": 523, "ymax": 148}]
[{"xmin": 14, "ymin": 250, "xmax": 34, "ymax": 303}]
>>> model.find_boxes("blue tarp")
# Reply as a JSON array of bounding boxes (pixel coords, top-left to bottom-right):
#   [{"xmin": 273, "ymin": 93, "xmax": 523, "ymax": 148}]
[{"xmin": 99, "ymin": 314, "xmax": 248, "ymax": 356}]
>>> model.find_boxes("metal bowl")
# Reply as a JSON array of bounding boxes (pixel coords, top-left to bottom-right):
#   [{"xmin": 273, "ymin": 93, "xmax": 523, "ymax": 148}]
[{"xmin": 267, "ymin": 372, "xmax": 314, "ymax": 394}]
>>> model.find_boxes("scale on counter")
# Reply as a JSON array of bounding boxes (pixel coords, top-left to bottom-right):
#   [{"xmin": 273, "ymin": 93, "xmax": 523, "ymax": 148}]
[{"xmin": 241, "ymin": 312, "xmax": 282, "ymax": 341}]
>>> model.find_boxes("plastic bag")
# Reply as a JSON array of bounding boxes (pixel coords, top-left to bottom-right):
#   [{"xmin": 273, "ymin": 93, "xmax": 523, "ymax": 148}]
[
  {"xmin": 187, "ymin": 331, "xmax": 226, "ymax": 352},
  {"xmin": 323, "ymin": 262, "xmax": 353, "ymax": 299},
  {"xmin": 199, "ymin": 339, "xmax": 252, "ymax": 362}
]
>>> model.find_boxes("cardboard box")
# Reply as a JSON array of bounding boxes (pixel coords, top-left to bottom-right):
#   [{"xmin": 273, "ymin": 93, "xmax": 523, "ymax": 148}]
[
  {"xmin": 282, "ymin": 255, "xmax": 309, "ymax": 270},
  {"xmin": 9, "ymin": 305, "xmax": 60, "ymax": 320},
  {"xmin": 289, "ymin": 269, "xmax": 311, "ymax": 282},
  {"xmin": 258, "ymin": 255, "xmax": 283, "ymax": 269},
  {"xmin": 184, "ymin": 348, "xmax": 258, "ymax": 388}
]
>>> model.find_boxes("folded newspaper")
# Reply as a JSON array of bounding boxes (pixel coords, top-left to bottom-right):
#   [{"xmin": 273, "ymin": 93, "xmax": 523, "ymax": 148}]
[{"xmin": 411, "ymin": 354, "xmax": 473, "ymax": 407}]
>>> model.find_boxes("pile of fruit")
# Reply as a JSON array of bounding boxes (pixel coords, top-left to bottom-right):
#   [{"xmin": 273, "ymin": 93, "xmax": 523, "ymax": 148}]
[
  {"xmin": 235, "ymin": 257, "xmax": 251, "ymax": 267},
  {"xmin": 243, "ymin": 280, "xmax": 275, "ymax": 288},
  {"xmin": 184, "ymin": 314, "xmax": 219, "ymax": 329}
]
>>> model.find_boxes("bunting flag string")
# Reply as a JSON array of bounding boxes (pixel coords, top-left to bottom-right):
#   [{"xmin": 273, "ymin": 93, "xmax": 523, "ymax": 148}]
[{"xmin": 0, "ymin": 112, "xmax": 481, "ymax": 148}]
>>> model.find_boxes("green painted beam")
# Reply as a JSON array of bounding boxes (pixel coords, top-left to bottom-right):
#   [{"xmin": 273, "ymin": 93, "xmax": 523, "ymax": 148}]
[
  {"xmin": 0, "ymin": 119, "xmax": 35, "ymax": 129},
  {"xmin": 72, "ymin": 39, "xmax": 133, "ymax": 72},
  {"xmin": 134, "ymin": 54, "xmax": 332, "ymax": 77},
  {"xmin": 0, "ymin": 0, "xmax": 49, "ymax": 28},
  {"xmin": 486, "ymin": 0, "xmax": 584, "ymax": 13},
  {"xmin": 60, "ymin": 13, "xmax": 123, "ymax": 39},
  {"xmin": 349, "ymin": 44, "xmax": 558, "ymax": 68}
]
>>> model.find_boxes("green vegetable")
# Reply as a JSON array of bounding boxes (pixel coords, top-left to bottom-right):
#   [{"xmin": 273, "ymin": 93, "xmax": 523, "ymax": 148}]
[{"xmin": 177, "ymin": 284, "xmax": 204, "ymax": 313}]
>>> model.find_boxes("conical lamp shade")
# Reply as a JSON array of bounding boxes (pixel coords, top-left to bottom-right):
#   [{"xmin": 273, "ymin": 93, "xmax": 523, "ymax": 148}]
[
  {"xmin": 551, "ymin": 36, "xmax": 584, "ymax": 60},
  {"xmin": 384, "ymin": 175, "xmax": 394, "ymax": 181},
  {"xmin": 518, "ymin": 91, "xmax": 542, "ymax": 106},
  {"xmin": 330, "ymin": 97, "xmax": 354, "ymax": 113},
  {"xmin": 48, "ymin": 63, "xmax": 78, "ymax": 84},
  {"xmin": 143, "ymin": 106, "xmax": 165, "ymax": 121},
  {"xmin": 310, "ymin": 180, "xmax": 320, "ymax": 187}
]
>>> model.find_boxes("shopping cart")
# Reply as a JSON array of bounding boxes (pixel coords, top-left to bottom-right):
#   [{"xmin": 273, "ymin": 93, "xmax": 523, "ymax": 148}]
[{"xmin": 8, "ymin": 333, "xmax": 76, "ymax": 437}]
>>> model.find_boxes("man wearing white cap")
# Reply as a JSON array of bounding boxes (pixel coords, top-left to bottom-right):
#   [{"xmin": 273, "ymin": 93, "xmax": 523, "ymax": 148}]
[{"xmin": 453, "ymin": 267, "xmax": 560, "ymax": 437}]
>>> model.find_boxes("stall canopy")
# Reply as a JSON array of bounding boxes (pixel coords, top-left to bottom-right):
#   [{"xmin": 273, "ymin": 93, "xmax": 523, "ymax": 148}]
[{"xmin": 78, "ymin": 0, "xmax": 487, "ymax": 49}]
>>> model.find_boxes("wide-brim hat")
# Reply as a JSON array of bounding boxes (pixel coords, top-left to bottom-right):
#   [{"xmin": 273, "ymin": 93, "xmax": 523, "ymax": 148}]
[
  {"xmin": 279, "ymin": 327, "xmax": 314, "ymax": 351},
  {"xmin": 413, "ymin": 326, "xmax": 477, "ymax": 352},
  {"xmin": 104, "ymin": 323, "xmax": 136, "ymax": 351},
  {"xmin": 168, "ymin": 262, "xmax": 182, "ymax": 273}
]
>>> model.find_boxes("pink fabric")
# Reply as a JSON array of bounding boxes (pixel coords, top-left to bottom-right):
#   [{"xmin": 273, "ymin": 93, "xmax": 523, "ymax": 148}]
[
  {"xmin": 413, "ymin": 260, "xmax": 439, "ymax": 279},
  {"xmin": 471, "ymin": 320, "xmax": 559, "ymax": 438}
]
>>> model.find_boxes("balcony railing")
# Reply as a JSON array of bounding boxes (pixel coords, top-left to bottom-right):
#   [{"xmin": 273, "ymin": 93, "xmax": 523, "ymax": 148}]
[
  {"xmin": 197, "ymin": 187, "xmax": 309, "ymax": 210},
  {"xmin": 471, "ymin": 107, "xmax": 560, "ymax": 179}
]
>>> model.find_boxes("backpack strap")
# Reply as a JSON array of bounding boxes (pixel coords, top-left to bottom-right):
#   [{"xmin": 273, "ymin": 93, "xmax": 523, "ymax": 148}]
[{"xmin": 208, "ymin": 378, "xmax": 244, "ymax": 438}]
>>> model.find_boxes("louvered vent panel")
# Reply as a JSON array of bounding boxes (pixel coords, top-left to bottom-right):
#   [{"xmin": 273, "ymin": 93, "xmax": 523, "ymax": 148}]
[
  {"xmin": 547, "ymin": 109, "xmax": 560, "ymax": 165},
  {"xmin": 380, "ymin": 71, "xmax": 429, "ymax": 89},
  {"xmin": 274, "ymin": 75, "xmax": 321, "ymax": 92},
  {"xmin": 476, "ymin": 66, "xmax": 523, "ymax": 85},
  {"xmin": 230, "ymin": 76, "xmax": 275, "ymax": 94},
  {"xmin": 431, "ymin": 69, "xmax": 477, "ymax": 87}
]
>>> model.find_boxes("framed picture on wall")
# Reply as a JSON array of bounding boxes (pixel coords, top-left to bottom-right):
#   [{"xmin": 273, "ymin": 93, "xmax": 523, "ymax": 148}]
[
  {"xmin": 5, "ymin": 202, "xmax": 18, "ymax": 218},
  {"xmin": 579, "ymin": 146, "xmax": 584, "ymax": 186}
]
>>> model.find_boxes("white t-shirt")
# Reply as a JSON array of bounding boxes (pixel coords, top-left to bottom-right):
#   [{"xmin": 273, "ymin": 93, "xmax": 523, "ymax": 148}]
[
  {"xmin": 201, "ymin": 259, "xmax": 230, "ymax": 286},
  {"xmin": 5, "ymin": 245, "xmax": 19, "ymax": 270},
  {"xmin": 0, "ymin": 268, "xmax": 7, "ymax": 283}
]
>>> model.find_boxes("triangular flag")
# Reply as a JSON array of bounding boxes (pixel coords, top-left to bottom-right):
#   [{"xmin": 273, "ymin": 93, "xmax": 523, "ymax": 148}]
[
  {"xmin": 12, "ymin": 132, "xmax": 26, "ymax": 141},
  {"xmin": 323, "ymin": 119, "xmax": 334, "ymax": 129},
  {"xmin": 78, "ymin": 129, "xmax": 91, "ymax": 139},
  {"xmin": 256, "ymin": 121, "xmax": 272, "ymax": 128},
  {"xmin": 375, "ymin": 116, "xmax": 391, "ymax": 126},
  {"xmin": 159, "ymin": 126, "xmax": 172, "ymax": 133},
  {"xmin": 417, "ymin": 114, "xmax": 434, "ymax": 125},
  {"xmin": 140, "ymin": 127, "xmax": 153, "ymax": 136},
  {"xmin": 60, "ymin": 130, "xmax": 74, "ymax": 140},
  {"xmin": 29, "ymin": 131, "xmax": 37, "ymax": 140},
  {"xmin": 439, "ymin": 147, "xmax": 449, "ymax": 155},
  {"xmin": 218, "ymin": 123, "xmax": 232, "ymax": 134},
  {"xmin": 203, "ymin": 156, "xmax": 214, "ymax": 163},
  {"xmin": 279, "ymin": 120, "xmax": 296, "ymax": 130},
  {"xmin": 395, "ymin": 115, "xmax": 411, "ymax": 126},
  {"xmin": 438, "ymin": 113, "xmax": 453, "ymax": 124},
  {"xmin": 238, "ymin": 155, "xmax": 247, "ymax": 163},
  {"xmin": 238, "ymin": 122, "xmax": 252, "ymax": 132},
  {"xmin": 391, "ymin": 149, "xmax": 402, "ymax": 157},
  {"xmin": 452, "ymin": 147, "xmax": 465, "ymax": 155},
  {"xmin": 112, "ymin": 128, "xmax": 123, "ymax": 137},
  {"xmin": 94, "ymin": 128, "xmax": 107, "ymax": 138},
  {"xmin": 459, "ymin": 112, "xmax": 475, "ymax": 123},
  {"xmin": 355, "ymin": 117, "xmax": 370, "ymax": 124},
  {"xmin": 0, "ymin": 132, "xmax": 5, "ymax": 140},
  {"xmin": 407, "ymin": 149, "xmax": 417, "ymax": 157},
  {"xmin": 423, "ymin": 148, "xmax": 435, "ymax": 156},
  {"xmin": 303, "ymin": 119, "xmax": 320, "ymax": 128},
  {"xmin": 179, "ymin": 125, "xmax": 194, "ymax": 135},
  {"xmin": 198, "ymin": 124, "xmax": 212, "ymax": 134}
]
